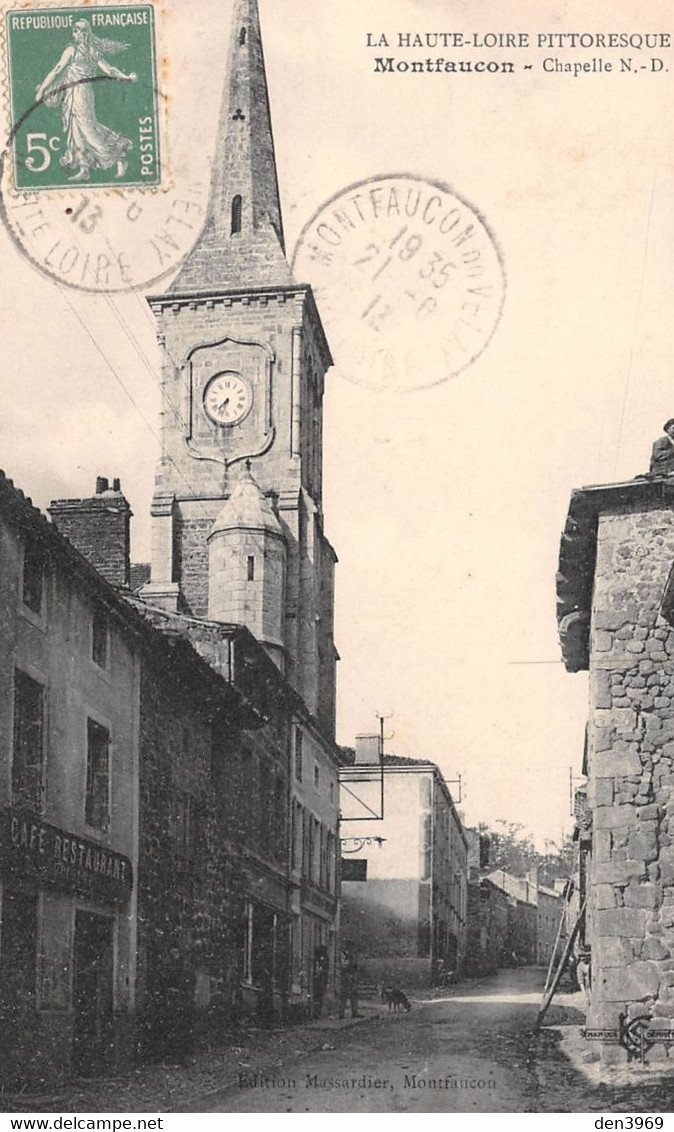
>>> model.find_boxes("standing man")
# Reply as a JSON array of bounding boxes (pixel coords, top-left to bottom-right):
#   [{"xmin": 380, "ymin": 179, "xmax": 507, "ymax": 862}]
[
  {"xmin": 164, "ymin": 943, "xmax": 196, "ymax": 1065},
  {"xmin": 338, "ymin": 944, "xmax": 360, "ymax": 1020},
  {"xmin": 649, "ymin": 419, "xmax": 674, "ymax": 477},
  {"xmin": 312, "ymin": 945, "xmax": 329, "ymax": 1018},
  {"xmin": 574, "ymin": 946, "xmax": 591, "ymax": 1009}
]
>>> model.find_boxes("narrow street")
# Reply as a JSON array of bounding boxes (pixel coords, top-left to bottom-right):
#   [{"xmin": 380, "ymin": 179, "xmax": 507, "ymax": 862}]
[
  {"xmin": 6, "ymin": 969, "xmax": 674, "ymax": 1113},
  {"xmin": 194, "ymin": 969, "xmax": 674, "ymax": 1114}
]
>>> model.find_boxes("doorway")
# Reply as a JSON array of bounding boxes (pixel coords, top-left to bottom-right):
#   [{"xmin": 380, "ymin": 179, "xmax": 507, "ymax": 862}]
[
  {"xmin": 0, "ymin": 887, "xmax": 38, "ymax": 1088},
  {"xmin": 73, "ymin": 910, "xmax": 114, "ymax": 1076}
]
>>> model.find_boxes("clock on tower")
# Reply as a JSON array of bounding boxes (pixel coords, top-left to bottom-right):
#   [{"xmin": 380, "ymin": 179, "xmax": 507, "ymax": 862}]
[{"xmin": 142, "ymin": 0, "xmax": 337, "ymax": 738}]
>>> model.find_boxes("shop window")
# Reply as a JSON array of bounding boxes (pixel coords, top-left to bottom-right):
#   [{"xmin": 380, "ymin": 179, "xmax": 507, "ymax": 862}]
[
  {"xmin": 12, "ymin": 670, "xmax": 45, "ymax": 809},
  {"xmin": 91, "ymin": 607, "xmax": 109, "ymax": 669},
  {"xmin": 22, "ymin": 538, "xmax": 45, "ymax": 616},
  {"xmin": 86, "ymin": 719, "xmax": 110, "ymax": 831},
  {"xmin": 294, "ymin": 728, "xmax": 303, "ymax": 782}
]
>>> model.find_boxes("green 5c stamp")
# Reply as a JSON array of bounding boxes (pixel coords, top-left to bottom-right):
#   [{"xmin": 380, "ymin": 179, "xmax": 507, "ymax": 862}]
[{"xmin": 6, "ymin": 6, "xmax": 160, "ymax": 189}]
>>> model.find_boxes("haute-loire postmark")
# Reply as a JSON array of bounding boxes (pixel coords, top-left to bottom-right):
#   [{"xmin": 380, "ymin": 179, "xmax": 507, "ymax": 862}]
[
  {"xmin": 6, "ymin": 5, "xmax": 160, "ymax": 190},
  {"xmin": 0, "ymin": 2, "xmax": 213, "ymax": 293},
  {"xmin": 292, "ymin": 174, "xmax": 506, "ymax": 392}
]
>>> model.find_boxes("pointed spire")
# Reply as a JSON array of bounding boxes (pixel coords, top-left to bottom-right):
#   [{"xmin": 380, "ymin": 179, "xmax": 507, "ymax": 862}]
[{"xmin": 171, "ymin": 0, "xmax": 294, "ymax": 292}]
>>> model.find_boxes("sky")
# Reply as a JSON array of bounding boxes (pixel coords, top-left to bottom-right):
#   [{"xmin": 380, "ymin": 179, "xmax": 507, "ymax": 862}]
[{"xmin": 2, "ymin": 0, "xmax": 674, "ymax": 848}]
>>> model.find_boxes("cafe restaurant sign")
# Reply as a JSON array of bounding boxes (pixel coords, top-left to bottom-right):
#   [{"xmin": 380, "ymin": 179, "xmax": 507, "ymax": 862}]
[{"xmin": 1, "ymin": 808, "xmax": 133, "ymax": 906}]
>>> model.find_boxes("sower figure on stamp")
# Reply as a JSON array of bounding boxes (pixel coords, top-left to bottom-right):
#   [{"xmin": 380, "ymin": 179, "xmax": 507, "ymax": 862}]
[
  {"xmin": 338, "ymin": 944, "xmax": 361, "ymax": 1020},
  {"xmin": 649, "ymin": 419, "xmax": 674, "ymax": 477},
  {"xmin": 35, "ymin": 19, "xmax": 137, "ymax": 182}
]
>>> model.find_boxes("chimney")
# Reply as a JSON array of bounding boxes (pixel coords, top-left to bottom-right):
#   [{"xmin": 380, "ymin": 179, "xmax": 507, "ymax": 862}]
[
  {"xmin": 49, "ymin": 477, "xmax": 132, "ymax": 588},
  {"xmin": 354, "ymin": 733, "xmax": 381, "ymax": 765}
]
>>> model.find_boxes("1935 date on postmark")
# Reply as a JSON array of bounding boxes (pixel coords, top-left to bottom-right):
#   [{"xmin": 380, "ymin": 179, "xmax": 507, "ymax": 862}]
[
  {"xmin": 5, "ymin": 5, "xmax": 160, "ymax": 190},
  {"xmin": 293, "ymin": 174, "xmax": 506, "ymax": 392}
]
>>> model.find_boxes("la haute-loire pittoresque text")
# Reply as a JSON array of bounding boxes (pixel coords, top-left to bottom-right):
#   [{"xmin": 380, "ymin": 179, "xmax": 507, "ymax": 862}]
[{"xmin": 366, "ymin": 30, "xmax": 671, "ymax": 76}]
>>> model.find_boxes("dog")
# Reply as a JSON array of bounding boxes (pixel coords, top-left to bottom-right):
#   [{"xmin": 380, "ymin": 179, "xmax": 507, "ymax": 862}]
[{"xmin": 380, "ymin": 985, "xmax": 412, "ymax": 1013}]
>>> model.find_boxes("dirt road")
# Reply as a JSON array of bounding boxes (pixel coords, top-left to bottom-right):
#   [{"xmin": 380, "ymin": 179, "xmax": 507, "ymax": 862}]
[{"xmin": 200, "ymin": 969, "xmax": 674, "ymax": 1114}]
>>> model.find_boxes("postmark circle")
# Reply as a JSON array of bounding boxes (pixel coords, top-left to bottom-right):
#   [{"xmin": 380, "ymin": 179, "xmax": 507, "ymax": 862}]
[
  {"xmin": 0, "ymin": 3, "xmax": 210, "ymax": 293},
  {"xmin": 292, "ymin": 174, "xmax": 506, "ymax": 392},
  {"xmin": 0, "ymin": 151, "xmax": 210, "ymax": 294}
]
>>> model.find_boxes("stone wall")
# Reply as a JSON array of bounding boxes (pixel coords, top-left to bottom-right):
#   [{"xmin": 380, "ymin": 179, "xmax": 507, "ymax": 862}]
[
  {"xmin": 135, "ymin": 653, "xmax": 245, "ymax": 1054},
  {"xmin": 135, "ymin": 634, "xmax": 297, "ymax": 1050},
  {"xmin": 589, "ymin": 505, "xmax": 674, "ymax": 1058}
]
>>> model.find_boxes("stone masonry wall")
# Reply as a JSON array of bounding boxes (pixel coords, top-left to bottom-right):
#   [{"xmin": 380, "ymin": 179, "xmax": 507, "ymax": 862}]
[
  {"xmin": 136, "ymin": 656, "xmax": 245, "ymax": 1054},
  {"xmin": 589, "ymin": 506, "xmax": 674, "ymax": 1060}
]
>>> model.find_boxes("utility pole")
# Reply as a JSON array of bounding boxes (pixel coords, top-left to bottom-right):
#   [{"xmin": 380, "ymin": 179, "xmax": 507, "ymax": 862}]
[{"xmin": 376, "ymin": 711, "xmax": 394, "ymax": 822}]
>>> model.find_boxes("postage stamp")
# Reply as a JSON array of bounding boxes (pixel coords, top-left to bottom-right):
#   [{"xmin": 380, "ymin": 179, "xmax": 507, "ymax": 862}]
[
  {"xmin": 292, "ymin": 174, "xmax": 506, "ymax": 392},
  {"xmin": 5, "ymin": 5, "xmax": 160, "ymax": 190},
  {"xmin": 0, "ymin": 1, "xmax": 214, "ymax": 293}
]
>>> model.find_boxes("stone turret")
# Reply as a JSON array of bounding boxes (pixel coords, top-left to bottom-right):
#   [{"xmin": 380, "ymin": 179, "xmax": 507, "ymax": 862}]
[{"xmin": 208, "ymin": 464, "xmax": 287, "ymax": 670}]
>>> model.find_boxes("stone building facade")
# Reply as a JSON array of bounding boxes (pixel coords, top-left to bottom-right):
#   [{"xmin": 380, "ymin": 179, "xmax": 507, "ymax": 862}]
[
  {"xmin": 339, "ymin": 746, "xmax": 467, "ymax": 987},
  {"xmin": 0, "ymin": 465, "xmax": 341, "ymax": 1088},
  {"xmin": 0, "ymin": 472, "xmax": 139, "ymax": 1087},
  {"xmin": 557, "ymin": 476, "xmax": 674, "ymax": 1061}
]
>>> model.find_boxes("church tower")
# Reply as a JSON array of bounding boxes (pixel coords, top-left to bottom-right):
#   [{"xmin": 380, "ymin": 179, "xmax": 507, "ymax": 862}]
[{"xmin": 143, "ymin": 0, "xmax": 337, "ymax": 737}]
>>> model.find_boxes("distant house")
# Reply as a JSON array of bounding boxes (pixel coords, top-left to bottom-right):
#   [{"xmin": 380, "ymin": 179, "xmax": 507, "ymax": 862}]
[
  {"xmin": 486, "ymin": 869, "xmax": 563, "ymax": 967},
  {"xmin": 537, "ymin": 882, "xmax": 564, "ymax": 967},
  {"xmin": 338, "ymin": 739, "xmax": 467, "ymax": 987},
  {"xmin": 466, "ymin": 877, "xmax": 510, "ymax": 975},
  {"xmin": 486, "ymin": 871, "xmax": 538, "ymax": 965}
]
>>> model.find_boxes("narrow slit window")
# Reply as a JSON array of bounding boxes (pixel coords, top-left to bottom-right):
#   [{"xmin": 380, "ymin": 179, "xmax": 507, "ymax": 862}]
[
  {"xmin": 247, "ymin": 555, "xmax": 255, "ymax": 581},
  {"xmin": 239, "ymin": 27, "xmax": 247, "ymax": 45},
  {"xmin": 231, "ymin": 194, "xmax": 243, "ymax": 235}
]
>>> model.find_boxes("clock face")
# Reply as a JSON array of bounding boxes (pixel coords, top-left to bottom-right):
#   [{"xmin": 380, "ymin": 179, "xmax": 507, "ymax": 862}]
[{"xmin": 203, "ymin": 372, "xmax": 253, "ymax": 426}]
